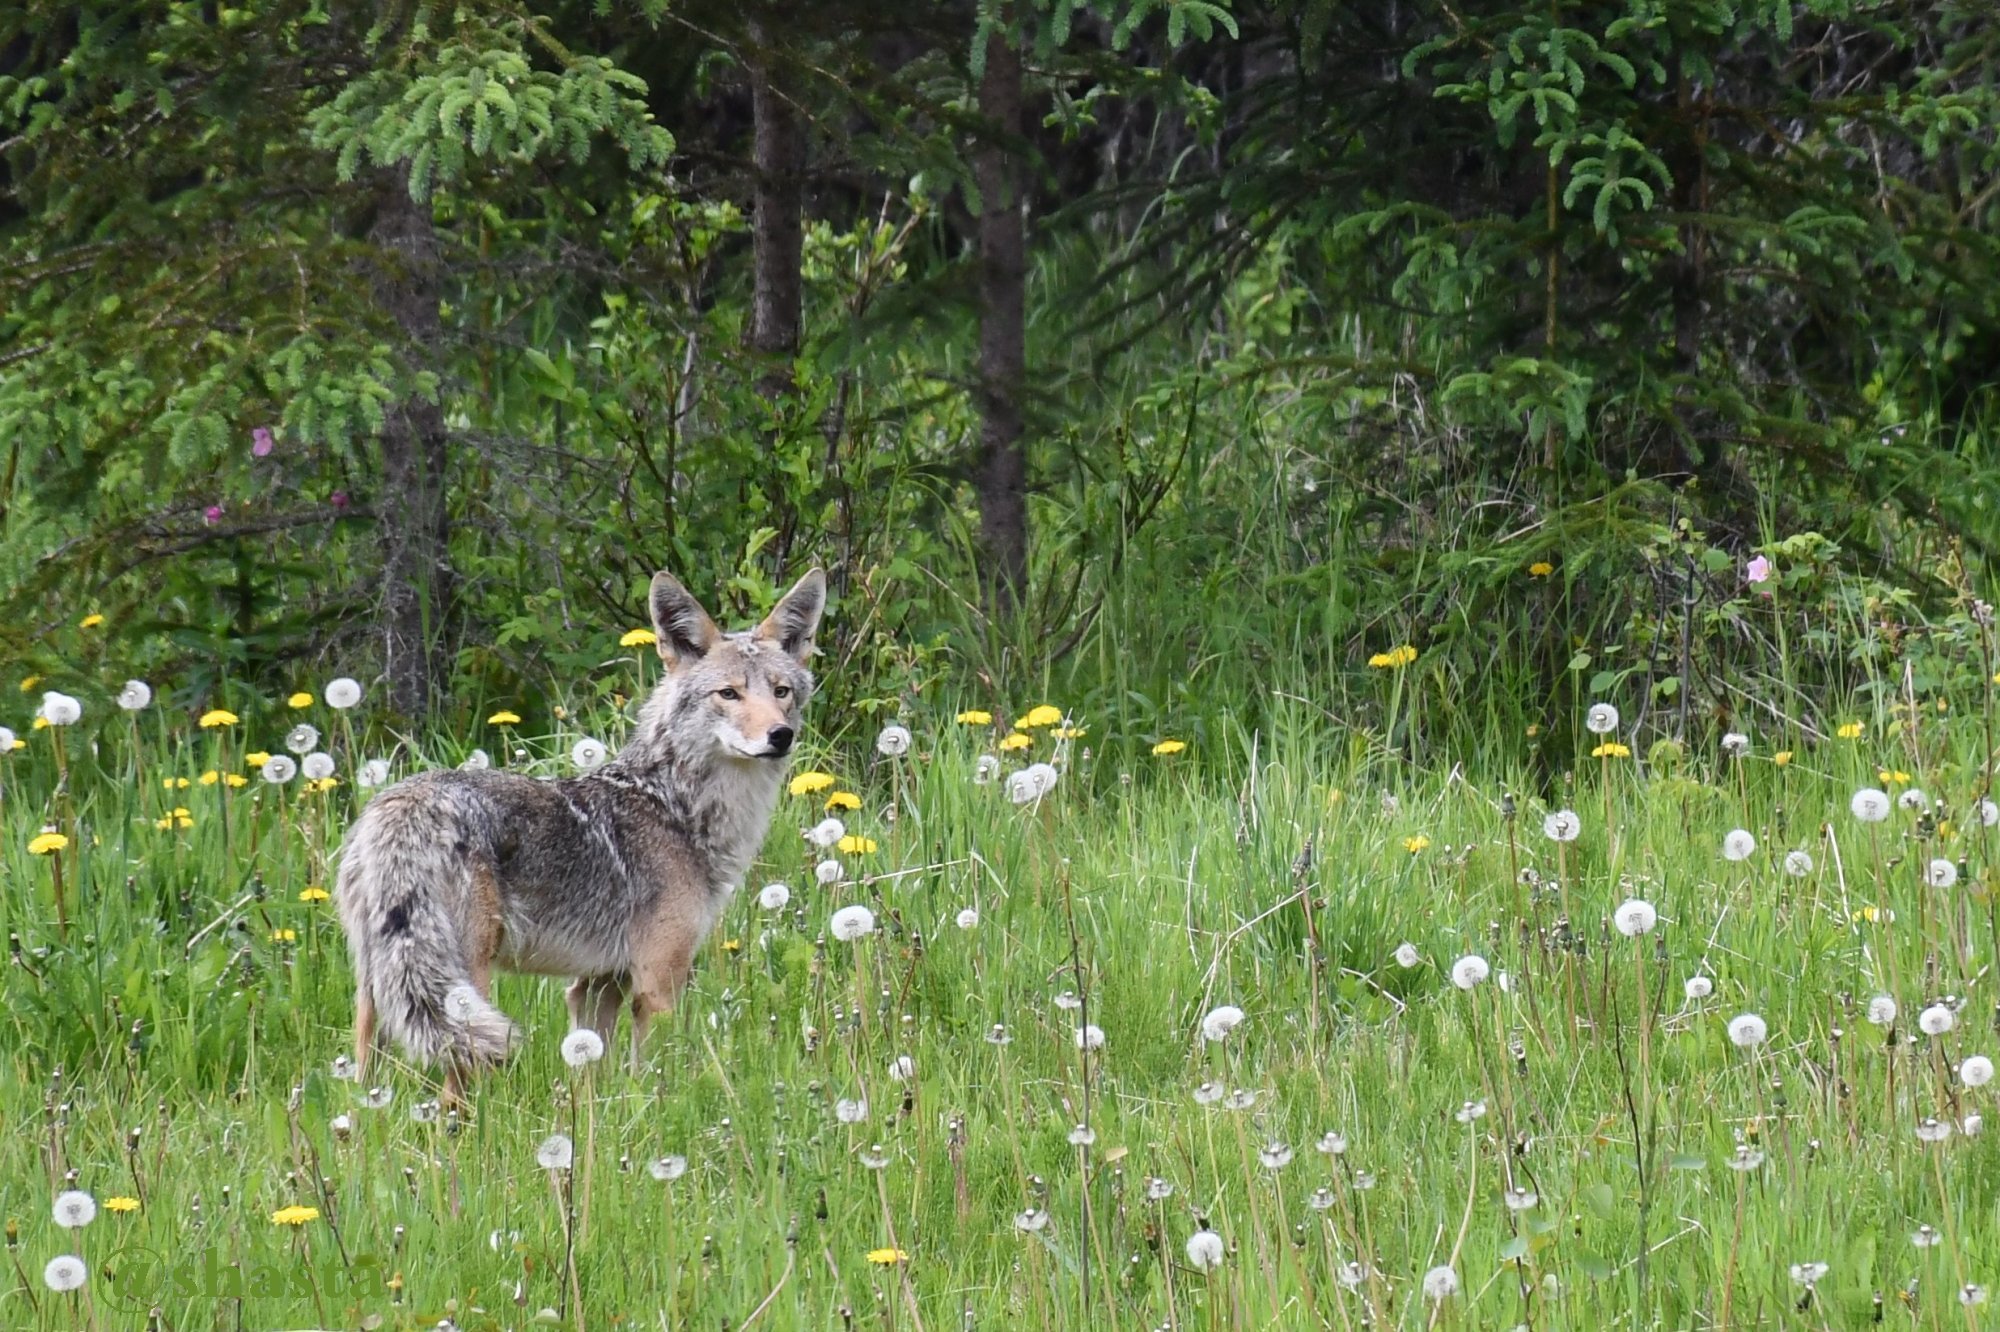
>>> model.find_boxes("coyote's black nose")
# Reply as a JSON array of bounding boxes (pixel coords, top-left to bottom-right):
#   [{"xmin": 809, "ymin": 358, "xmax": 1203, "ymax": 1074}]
[{"xmin": 766, "ymin": 725, "xmax": 795, "ymax": 756}]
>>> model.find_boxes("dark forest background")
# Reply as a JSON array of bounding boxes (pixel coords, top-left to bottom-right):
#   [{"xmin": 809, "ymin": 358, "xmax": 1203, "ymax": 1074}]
[{"xmin": 4, "ymin": 1, "xmax": 1997, "ymax": 751}]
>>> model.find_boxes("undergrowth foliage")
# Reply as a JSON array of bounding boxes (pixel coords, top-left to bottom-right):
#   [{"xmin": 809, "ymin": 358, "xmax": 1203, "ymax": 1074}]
[{"xmin": 7, "ymin": 588, "xmax": 2000, "ymax": 1327}]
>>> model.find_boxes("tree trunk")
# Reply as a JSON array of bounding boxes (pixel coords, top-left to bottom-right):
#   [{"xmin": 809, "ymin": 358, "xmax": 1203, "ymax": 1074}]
[
  {"xmin": 369, "ymin": 168, "xmax": 453, "ymax": 719},
  {"xmin": 747, "ymin": 21, "xmax": 804, "ymax": 392},
  {"xmin": 974, "ymin": 18, "xmax": 1029, "ymax": 613}
]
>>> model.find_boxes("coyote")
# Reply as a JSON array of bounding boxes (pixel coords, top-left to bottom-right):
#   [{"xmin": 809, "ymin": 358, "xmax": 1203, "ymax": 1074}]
[{"xmin": 336, "ymin": 568, "xmax": 825, "ymax": 1093}]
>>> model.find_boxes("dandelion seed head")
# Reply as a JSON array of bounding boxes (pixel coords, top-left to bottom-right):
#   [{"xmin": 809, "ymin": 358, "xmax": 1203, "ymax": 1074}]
[
  {"xmin": 1258, "ymin": 1141, "xmax": 1293, "ymax": 1169},
  {"xmin": 973, "ymin": 754, "xmax": 1001, "ymax": 784},
  {"xmin": 39, "ymin": 691, "xmax": 82, "ymax": 726},
  {"xmin": 560, "ymin": 1029, "xmax": 606, "ymax": 1068},
  {"xmin": 814, "ymin": 858, "xmax": 844, "ymax": 885},
  {"xmin": 357, "ymin": 758, "xmax": 391, "ymax": 788},
  {"xmin": 1450, "ymin": 955, "xmax": 1490, "ymax": 990},
  {"xmin": 807, "ymin": 817, "xmax": 847, "ymax": 849},
  {"xmin": 1543, "ymin": 809, "xmax": 1581, "ymax": 842},
  {"xmin": 1721, "ymin": 731, "xmax": 1750, "ymax": 756},
  {"xmin": 1393, "ymin": 942, "xmax": 1420, "ymax": 968},
  {"xmin": 1920, "ymin": 1004, "xmax": 1955, "ymax": 1036},
  {"xmin": 1850, "ymin": 788, "xmax": 1891, "ymax": 822},
  {"xmin": 1014, "ymin": 1208, "xmax": 1048, "ymax": 1233},
  {"xmin": 1316, "ymin": 1130, "xmax": 1348, "ymax": 1155},
  {"xmin": 1963, "ymin": 1056, "xmax": 1995, "ymax": 1087},
  {"xmin": 1422, "ymin": 1265, "xmax": 1461, "ymax": 1300},
  {"xmin": 829, "ymin": 905, "xmax": 876, "ymax": 942},
  {"xmin": 1913, "ymin": 1225, "xmax": 1943, "ymax": 1248},
  {"xmin": 52, "ymin": 1191, "xmax": 96, "ymax": 1228},
  {"xmin": 571, "ymin": 738, "xmax": 608, "ymax": 771},
  {"xmin": 1504, "ymin": 1186, "xmax": 1538, "ymax": 1211},
  {"xmin": 835, "ymin": 1097, "xmax": 869, "ymax": 1124},
  {"xmin": 955, "ymin": 907, "xmax": 980, "ymax": 929},
  {"xmin": 1727, "ymin": 1013, "xmax": 1768, "ymax": 1048},
  {"xmin": 324, "ymin": 678, "xmax": 362, "ymax": 709},
  {"xmin": 1184, "ymin": 1230, "xmax": 1226, "ymax": 1272},
  {"xmin": 1916, "ymin": 1117, "xmax": 1953, "ymax": 1143},
  {"xmin": 1784, "ymin": 850, "xmax": 1814, "ymax": 877},
  {"xmin": 1193, "ymin": 1082, "xmax": 1225, "ymax": 1106},
  {"xmin": 1200, "ymin": 1004, "xmax": 1246, "ymax": 1043},
  {"xmin": 1144, "ymin": 1177, "xmax": 1174, "ymax": 1201},
  {"xmin": 1684, "ymin": 976, "xmax": 1713, "ymax": 1000},
  {"xmin": 1074, "ymin": 1024, "xmax": 1105, "ymax": 1051},
  {"xmin": 1721, "ymin": 829, "xmax": 1757, "ymax": 861},
  {"xmin": 1928, "ymin": 858, "xmax": 1959, "ymax": 889},
  {"xmin": 648, "ymin": 1155, "xmax": 688, "ymax": 1182},
  {"xmin": 757, "ymin": 883, "xmax": 791, "ymax": 911},
  {"xmin": 43, "ymin": 1255, "xmax": 86, "ymax": 1292},
  {"xmin": 117, "ymin": 680, "xmax": 152, "ymax": 711},
  {"xmin": 1613, "ymin": 898, "xmax": 1658, "ymax": 937},
  {"xmin": 1585, "ymin": 703, "xmax": 1620, "ymax": 735},
  {"xmin": 1867, "ymin": 995, "xmax": 1899, "ymax": 1026},
  {"xmin": 1789, "ymin": 1262, "xmax": 1829, "ymax": 1286},
  {"xmin": 876, "ymin": 724, "xmax": 913, "ymax": 757},
  {"xmin": 261, "ymin": 755, "xmax": 297, "ymax": 784},
  {"xmin": 888, "ymin": 1055, "xmax": 915, "ymax": 1081},
  {"xmin": 536, "ymin": 1134, "xmax": 575, "ymax": 1169},
  {"xmin": 302, "ymin": 752, "xmax": 334, "ymax": 780},
  {"xmin": 1068, "ymin": 1124, "xmax": 1097, "ymax": 1146},
  {"xmin": 1899, "ymin": 788, "xmax": 1929, "ymax": 812}
]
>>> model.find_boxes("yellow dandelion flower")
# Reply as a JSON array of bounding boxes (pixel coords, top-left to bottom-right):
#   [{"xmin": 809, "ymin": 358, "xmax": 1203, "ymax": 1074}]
[
  {"xmin": 487, "ymin": 710, "xmax": 522, "ymax": 726},
  {"xmin": 199, "ymin": 770, "xmax": 221, "ymax": 786},
  {"xmin": 1591, "ymin": 742, "xmax": 1631, "ymax": 759},
  {"xmin": 244, "ymin": 751, "xmax": 273, "ymax": 768},
  {"xmin": 1017, "ymin": 705, "xmax": 1063, "ymax": 729},
  {"xmin": 304, "ymin": 776, "xmax": 340, "ymax": 794},
  {"xmin": 1526, "ymin": 723, "xmax": 1541, "ymax": 737},
  {"xmin": 1368, "ymin": 645, "xmax": 1419, "ymax": 669},
  {"xmin": 837, "ymin": 835, "xmax": 879, "ymax": 855},
  {"xmin": 998, "ymin": 732, "xmax": 1032, "ymax": 752},
  {"xmin": 1837, "ymin": 721, "xmax": 1864, "ymax": 740},
  {"xmin": 720, "ymin": 938, "xmax": 742, "ymax": 953},
  {"xmin": 825, "ymin": 791, "xmax": 862, "ymax": 811},
  {"xmin": 299, "ymin": 886, "xmax": 331, "ymax": 903},
  {"xmin": 1852, "ymin": 906, "xmax": 1894, "ymax": 924},
  {"xmin": 1527, "ymin": 562, "xmax": 1554, "ymax": 577},
  {"xmin": 162, "ymin": 776, "xmax": 190, "ymax": 789},
  {"xmin": 224, "ymin": 773, "xmax": 247, "ymax": 788},
  {"xmin": 271, "ymin": 928, "xmax": 297, "ymax": 943},
  {"xmin": 104, "ymin": 1197, "xmax": 139, "ymax": 1214},
  {"xmin": 287, "ymin": 692, "xmax": 313, "ymax": 709},
  {"xmin": 32, "ymin": 716, "xmax": 49, "ymax": 730},
  {"xmin": 620, "ymin": 628, "xmax": 658, "ymax": 648},
  {"xmin": 1052, "ymin": 726, "xmax": 1087, "ymax": 740},
  {"xmin": 80, "ymin": 613, "xmax": 105, "ymax": 629},
  {"xmin": 867, "ymin": 1247, "xmax": 910, "ymax": 1265},
  {"xmin": 955, "ymin": 709, "xmax": 994, "ymax": 725},
  {"xmin": 1403, "ymin": 835, "xmax": 1431, "ymax": 854},
  {"xmin": 198, "ymin": 709, "xmax": 238, "ymax": 728},
  {"xmin": 29, "ymin": 831, "xmax": 70, "ymax": 855},
  {"xmin": 270, "ymin": 1205, "xmax": 320, "ymax": 1226},
  {"xmin": 20, "ymin": 676, "xmax": 41, "ymax": 692},
  {"xmin": 1151, "ymin": 739, "xmax": 1187, "ymax": 756},
  {"xmin": 789, "ymin": 771, "xmax": 836, "ymax": 796},
  {"xmin": 1878, "ymin": 769, "xmax": 1911, "ymax": 786},
  {"xmin": 1773, "ymin": 751, "xmax": 1792, "ymax": 766},
  {"xmin": 6, "ymin": 736, "xmax": 21, "ymax": 750},
  {"xmin": 154, "ymin": 812, "xmax": 194, "ymax": 830}
]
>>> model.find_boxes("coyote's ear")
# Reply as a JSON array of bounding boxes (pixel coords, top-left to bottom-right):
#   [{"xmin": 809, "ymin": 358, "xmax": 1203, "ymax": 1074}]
[
  {"xmin": 754, "ymin": 568, "xmax": 826, "ymax": 661},
  {"xmin": 648, "ymin": 572, "xmax": 720, "ymax": 667}
]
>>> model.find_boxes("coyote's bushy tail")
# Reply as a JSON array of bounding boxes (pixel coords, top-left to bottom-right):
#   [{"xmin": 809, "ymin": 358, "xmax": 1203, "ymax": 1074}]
[{"xmin": 335, "ymin": 788, "xmax": 517, "ymax": 1065}]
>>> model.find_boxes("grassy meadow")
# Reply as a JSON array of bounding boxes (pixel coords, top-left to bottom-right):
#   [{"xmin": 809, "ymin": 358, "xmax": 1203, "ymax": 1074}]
[{"xmin": 7, "ymin": 639, "xmax": 2000, "ymax": 1331}]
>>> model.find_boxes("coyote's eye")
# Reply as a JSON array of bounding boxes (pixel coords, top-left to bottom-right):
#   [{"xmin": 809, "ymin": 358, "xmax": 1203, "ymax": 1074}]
[
  {"xmin": 716, "ymin": 688, "xmax": 741, "ymax": 701},
  {"xmin": 774, "ymin": 685, "xmax": 792, "ymax": 699}
]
